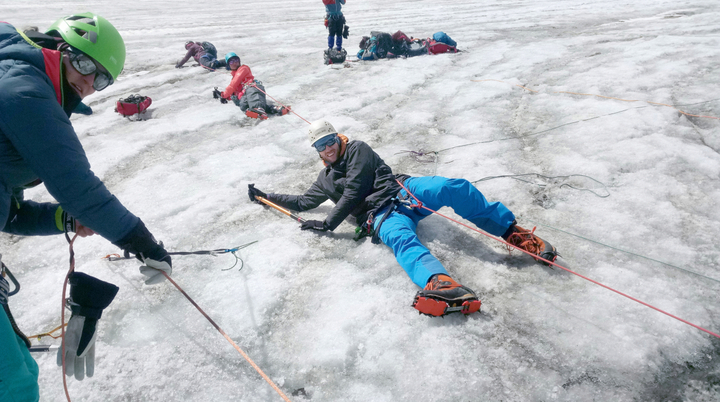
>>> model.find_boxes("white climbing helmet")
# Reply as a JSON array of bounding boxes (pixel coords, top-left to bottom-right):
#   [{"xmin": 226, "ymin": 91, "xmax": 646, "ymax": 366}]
[{"xmin": 308, "ymin": 119, "xmax": 337, "ymax": 146}]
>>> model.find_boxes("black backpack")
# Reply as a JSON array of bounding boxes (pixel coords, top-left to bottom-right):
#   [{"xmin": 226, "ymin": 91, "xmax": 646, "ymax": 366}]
[
  {"xmin": 324, "ymin": 48, "xmax": 347, "ymax": 65},
  {"xmin": 200, "ymin": 41, "xmax": 217, "ymax": 58},
  {"xmin": 369, "ymin": 31, "xmax": 393, "ymax": 59},
  {"xmin": 406, "ymin": 39, "xmax": 428, "ymax": 57}
]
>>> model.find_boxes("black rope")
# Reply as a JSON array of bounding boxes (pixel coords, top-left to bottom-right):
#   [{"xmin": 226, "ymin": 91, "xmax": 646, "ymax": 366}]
[{"xmin": 472, "ymin": 173, "xmax": 611, "ymax": 198}]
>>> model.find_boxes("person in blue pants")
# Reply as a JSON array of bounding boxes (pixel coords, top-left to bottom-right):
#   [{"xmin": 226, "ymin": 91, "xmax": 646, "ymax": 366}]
[
  {"xmin": 248, "ymin": 120, "xmax": 558, "ymax": 317},
  {"xmin": 323, "ymin": 0, "xmax": 347, "ymax": 51}
]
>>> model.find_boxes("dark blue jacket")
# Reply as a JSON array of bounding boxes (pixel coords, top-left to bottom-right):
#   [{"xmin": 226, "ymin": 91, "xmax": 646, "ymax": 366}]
[{"xmin": 0, "ymin": 23, "xmax": 138, "ymax": 241}]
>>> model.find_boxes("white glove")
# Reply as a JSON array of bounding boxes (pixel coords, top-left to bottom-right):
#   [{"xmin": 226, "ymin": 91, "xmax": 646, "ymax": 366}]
[
  {"xmin": 56, "ymin": 272, "xmax": 118, "ymax": 380},
  {"xmin": 139, "ymin": 256, "xmax": 172, "ymax": 285},
  {"xmin": 58, "ymin": 313, "xmax": 96, "ymax": 380}
]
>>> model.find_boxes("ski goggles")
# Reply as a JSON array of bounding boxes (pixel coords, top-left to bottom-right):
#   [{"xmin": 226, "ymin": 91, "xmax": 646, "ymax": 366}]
[
  {"xmin": 313, "ymin": 134, "xmax": 338, "ymax": 152},
  {"xmin": 66, "ymin": 47, "xmax": 114, "ymax": 91}
]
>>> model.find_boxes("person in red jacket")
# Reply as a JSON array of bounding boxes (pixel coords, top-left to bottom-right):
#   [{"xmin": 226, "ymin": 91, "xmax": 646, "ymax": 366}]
[{"xmin": 214, "ymin": 52, "xmax": 289, "ymax": 120}]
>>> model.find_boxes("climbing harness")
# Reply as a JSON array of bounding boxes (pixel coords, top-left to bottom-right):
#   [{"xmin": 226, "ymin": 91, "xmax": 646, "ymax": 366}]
[{"xmin": 394, "ymin": 179, "xmax": 720, "ymax": 340}]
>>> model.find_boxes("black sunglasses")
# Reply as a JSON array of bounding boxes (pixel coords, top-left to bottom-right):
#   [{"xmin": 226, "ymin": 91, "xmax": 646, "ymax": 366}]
[
  {"xmin": 66, "ymin": 47, "xmax": 114, "ymax": 91},
  {"xmin": 313, "ymin": 134, "xmax": 338, "ymax": 152}
]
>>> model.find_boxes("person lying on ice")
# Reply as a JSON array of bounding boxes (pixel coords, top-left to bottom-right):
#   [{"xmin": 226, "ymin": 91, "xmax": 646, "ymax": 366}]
[
  {"xmin": 247, "ymin": 119, "xmax": 558, "ymax": 317},
  {"xmin": 0, "ymin": 13, "xmax": 172, "ymax": 400},
  {"xmin": 175, "ymin": 40, "xmax": 226, "ymax": 70},
  {"xmin": 213, "ymin": 52, "xmax": 290, "ymax": 120}
]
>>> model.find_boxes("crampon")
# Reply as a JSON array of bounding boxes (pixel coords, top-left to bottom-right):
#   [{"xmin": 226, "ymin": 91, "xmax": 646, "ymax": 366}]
[
  {"xmin": 506, "ymin": 225, "xmax": 558, "ymax": 266},
  {"xmin": 413, "ymin": 294, "xmax": 481, "ymax": 317},
  {"xmin": 412, "ymin": 274, "xmax": 481, "ymax": 317}
]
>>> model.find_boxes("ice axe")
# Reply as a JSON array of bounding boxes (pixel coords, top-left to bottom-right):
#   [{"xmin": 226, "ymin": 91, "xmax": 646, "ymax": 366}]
[{"xmin": 254, "ymin": 196, "xmax": 306, "ymax": 223}]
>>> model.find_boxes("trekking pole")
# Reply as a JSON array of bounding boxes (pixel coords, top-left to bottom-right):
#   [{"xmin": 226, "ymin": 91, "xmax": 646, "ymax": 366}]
[{"xmin": 254, "ymin": 196, "xmax": 306, "ymax": 223}]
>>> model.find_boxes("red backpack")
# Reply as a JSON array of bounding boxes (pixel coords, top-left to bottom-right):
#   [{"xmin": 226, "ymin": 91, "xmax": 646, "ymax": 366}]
[
  {"xmin": 427, "ymin": 40, "xmax": 457, "ymax": 55},
  {"xmin": 115, "ymin": 95, "xmax": 152, "ymax": 118}
]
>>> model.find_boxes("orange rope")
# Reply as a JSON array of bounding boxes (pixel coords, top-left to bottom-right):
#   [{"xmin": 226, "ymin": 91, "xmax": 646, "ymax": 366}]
[
  {"xmin": 247, "ymin": 83, "xmax": 311, "ymax": 125},
  {"xmin": 472, "ymin": 79, "xmax": 719, "ymax": 120},
  {"xmin": 395, "ymin": 180, "xmax": 720, "ymax": 340},
  {"xmin": 61, "ymin": 233, "xmax": 78, "ymax": 402},
  {"xmin": 161, "ymin": 272, "xmax": 292, "ymax": 402}
]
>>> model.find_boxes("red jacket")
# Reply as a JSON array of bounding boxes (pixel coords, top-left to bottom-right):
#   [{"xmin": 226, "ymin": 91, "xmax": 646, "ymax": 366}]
[{"xmin": 221, "ymin": 65, "xmax": 254, "ymax": 99}]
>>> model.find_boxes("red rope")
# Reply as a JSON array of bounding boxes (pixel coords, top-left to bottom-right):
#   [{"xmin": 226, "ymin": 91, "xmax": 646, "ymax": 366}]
[
  {"xmin": 160, "ymin": 272, "xmax": 292, "ymax": 402},
  {"xmin": 248, "ymin": 82, "xmax": 311, "ymax": 124},
  {"xmin": 60, "ymin": 233, "xmax": 78, "ymax": 402},
  {"xmin": 394, "ymin": 180, "xmax": 720, "ymax": 339}
]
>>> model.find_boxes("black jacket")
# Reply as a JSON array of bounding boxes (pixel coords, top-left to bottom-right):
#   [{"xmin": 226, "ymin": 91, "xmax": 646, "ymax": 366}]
[{"xmin": 267, "ymin": 140, "xmax": 401, "ymax": 230}]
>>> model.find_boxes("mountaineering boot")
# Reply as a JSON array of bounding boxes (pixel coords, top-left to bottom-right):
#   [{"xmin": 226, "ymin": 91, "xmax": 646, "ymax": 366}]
[
  {"xmin": 413, "ymin": 274, "xmax": 481, "ymax": 317},
  {"xmin": 270, "ymin": 105, "xmax": 291, "ymax": 116},
  {"xmin": 505, "ymin": 225, "xmax": 558, "ymax": 265},
  {"xmin": 245, "ymin": 107, "xmax": 268, "ymax": 120}
]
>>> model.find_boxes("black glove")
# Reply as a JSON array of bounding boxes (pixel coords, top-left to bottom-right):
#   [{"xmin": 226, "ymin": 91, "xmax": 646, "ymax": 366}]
[
  {"xmin": 343, "ymin": 25, "xmax": 350, "ymax": 39},
  {"xmin": 300, "ymin": 220, "xmax": 328, "ymax": 232},
  {"xmin": 57, "ymin": 272, "xmax": 119, "ymax": 380},
  {"xmin": 212, "ymin": 87, "xmax": 221, "ymax": 99},
  {"xmin": 248, "ymin": 184, "xmax": 267, "ymax": 203},
  {"xmin": 112, "ymin": 220, "xmax": 172, "ymax": 285}
]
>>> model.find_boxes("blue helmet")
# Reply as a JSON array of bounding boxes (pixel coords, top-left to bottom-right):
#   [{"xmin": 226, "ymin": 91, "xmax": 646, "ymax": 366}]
[{"xmin": 225, "ymin": 52, "xmax": 240, "ymax": 64}]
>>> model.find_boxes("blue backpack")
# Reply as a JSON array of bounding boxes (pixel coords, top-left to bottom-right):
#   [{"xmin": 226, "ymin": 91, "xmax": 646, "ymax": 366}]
[{"xmin": 432, "ymin": 32, "xmax": 457, "ymax": 47}]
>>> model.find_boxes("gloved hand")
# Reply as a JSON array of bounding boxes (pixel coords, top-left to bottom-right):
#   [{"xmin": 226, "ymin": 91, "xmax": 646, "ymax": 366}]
[
  {"xmin": 300, "ymin": 220, "xmax": 328, "ymax": 232},
  {"xmin": 248, "ymin": 184, "xmax": 267, "ymax": 203},
  {"xmin": 343, "ymin": 25, "xmax": 350, "ymax": 39},
  {"xmin": 112, "ymin": 220, "xmax": 172, "ymax": 285},
  {"xmin": 324, "ymin": 18, "xmax": 329, "ymax": 28},
  {"xmin": 57, "ymin": 272, "xmax": 119, "ymax": 381}
]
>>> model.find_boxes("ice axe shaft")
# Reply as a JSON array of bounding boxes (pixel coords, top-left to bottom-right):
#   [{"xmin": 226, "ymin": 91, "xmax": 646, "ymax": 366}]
[{"xmin": 255, "ymin": 196, "xmax": 306, "ymax": 223}]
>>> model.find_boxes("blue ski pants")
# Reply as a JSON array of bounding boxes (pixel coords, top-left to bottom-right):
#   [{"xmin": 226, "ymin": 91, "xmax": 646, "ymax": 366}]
[
  {"xmin": 0, "ymin": 308, "xmax": 39, "ymax": 402},
  {"xmin": 373, "ymin": 176, "xmax": 515, "ymax": 288}
]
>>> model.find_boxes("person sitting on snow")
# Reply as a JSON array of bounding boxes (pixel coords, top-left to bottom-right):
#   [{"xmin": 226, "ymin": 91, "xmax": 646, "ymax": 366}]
[
  {"xmin": 175, "ymin": 40, "xmax": 226, "ymax": 70},
  {"xmin": 247, "ymin": 120, "xmax": 558, "ymax": 317},
  {"xmin": 213, "ymin": 52, "xmax": 290, "ymax": 120},
  {"xmin": 1, "ymin": 13, "xmax": 172, "ymax": 400}
]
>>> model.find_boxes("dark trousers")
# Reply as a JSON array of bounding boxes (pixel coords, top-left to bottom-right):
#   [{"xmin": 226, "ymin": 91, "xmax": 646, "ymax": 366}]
[{"xmin": 327, "ymin": 14, "xmax": 345, "ymax": 49}]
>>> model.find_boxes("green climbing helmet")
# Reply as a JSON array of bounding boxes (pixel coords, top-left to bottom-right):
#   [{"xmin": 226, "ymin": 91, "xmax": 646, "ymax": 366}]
[{"xmin": 46, "ymin": 12, "xmax": 126, "ymax": 80}]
